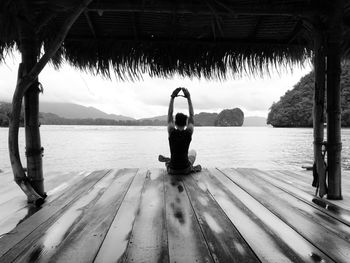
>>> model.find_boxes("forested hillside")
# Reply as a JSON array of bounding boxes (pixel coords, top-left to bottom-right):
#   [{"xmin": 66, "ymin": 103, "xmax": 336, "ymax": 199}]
[
  {"xmin": 1, "ymin": 102, "xmax": 245, "ymax": 127},
  {"xmin": 267, "ymin": 63, "xmax": 350, "ymax": 127},
  {"xmin": 0, "ymin": 102, "xmax": 24, "ymax": 127}
]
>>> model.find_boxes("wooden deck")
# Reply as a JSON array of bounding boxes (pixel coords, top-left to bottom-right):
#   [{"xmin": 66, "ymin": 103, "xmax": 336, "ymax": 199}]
[{"xmin": 0, "ymin": 168, "xmax": 350, "ymax": 263}]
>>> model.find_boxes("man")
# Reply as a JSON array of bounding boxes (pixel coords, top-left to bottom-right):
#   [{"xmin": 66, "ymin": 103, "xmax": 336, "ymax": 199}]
[{"xmin": 159, "ymin": 87, "xmax": 201, "ymax": 175}]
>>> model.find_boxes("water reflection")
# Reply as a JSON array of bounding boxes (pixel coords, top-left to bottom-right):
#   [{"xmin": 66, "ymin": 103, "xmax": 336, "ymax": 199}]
[{"xmin": 4, "ymin": 126, "xmax": 350, "ymax": 173}]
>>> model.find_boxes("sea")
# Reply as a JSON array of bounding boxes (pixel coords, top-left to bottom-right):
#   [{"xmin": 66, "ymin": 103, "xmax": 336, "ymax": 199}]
[{"xmin": 1, "ymin": 125, "xmax": 350, "ymax": 177}]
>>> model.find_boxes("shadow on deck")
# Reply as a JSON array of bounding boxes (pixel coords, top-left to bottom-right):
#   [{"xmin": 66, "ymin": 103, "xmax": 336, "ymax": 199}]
[{"xmin": 0, "ymin": 168, "xmax": 350, "ymax": 262}]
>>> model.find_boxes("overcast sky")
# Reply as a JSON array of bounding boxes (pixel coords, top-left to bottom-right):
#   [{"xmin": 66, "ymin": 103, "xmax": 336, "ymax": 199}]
[{"xmin": 0, "ymin": 52, "xmax": 312, "ymax": 119}]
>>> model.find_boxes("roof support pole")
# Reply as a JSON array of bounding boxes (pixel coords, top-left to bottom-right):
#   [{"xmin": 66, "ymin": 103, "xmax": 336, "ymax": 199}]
[
  {"xmin": 312, "ymin": 26, "xmax": 327, "ymax": 198},
  {"xmin": 8, "ymin": 15, "xmax": 46, "ymax": 205},
  {"xmin": 21, "ymin": 29, "xmax": 45, "ymax": 198},
  {"xmin": 8, "ymin": 0, "xmax": 93, "ymax": 205},
  {"xmin": 326, "ymin": 0, "xmax": 343, "ymax": 200},
  {"xmin": 9, "ymin": 62, "xmax": 45, "ymax": 205}
]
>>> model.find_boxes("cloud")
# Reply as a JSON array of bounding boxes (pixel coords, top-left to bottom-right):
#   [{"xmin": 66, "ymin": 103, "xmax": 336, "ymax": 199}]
[{"xmin": 0, "ymin": 52, "xmax": 312, "ymax": 118}]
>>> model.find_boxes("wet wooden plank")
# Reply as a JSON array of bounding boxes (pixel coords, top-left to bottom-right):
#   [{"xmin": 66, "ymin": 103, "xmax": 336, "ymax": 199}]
[
  {"xmin": 2, "ymin": 169, "xmax": 119, "ymax": 262},
  {"xmin": 270, "ymin": 169, "xmax": 350, "ymax": 205},
  {"xmin": 206, "ymin": 168, "xmax": 335, "ymax": 263},
  {"xmin": 0, "ymin": 169, "xmax": 111, "ymax": 259},
  {"xmin": 226, "ymin": 168, "xmax": 350, "ymax": 263},
  {"xmin": 164, "ymin": 173, "xmax": 214, "ymax": 263},
  {"xmin": 121, "ymin": 169, "xmax": 168, "ymax": 263},
  {"xmin": 94, "ymin": 169, "xmax": 148, "ymax": 263},
  {"xmin": 268, "ymin": 169, "xmax": 350, "ymax": 218},
  {"xmin": 289, "ymin": 169, "xmax": 350, "ymax": 187},
  {"xmin": 0, "ymin": 171, "xmax": 82, "ymax": 209},
  {"xmin": 183, "ymin": 173, "xmax": 260, "ymax": 263},
  {"xmin": 0, "ymin": 171, "xmax": 90, "ymax": 237},
  {"xmin": 23, "ymin": 169, "xmax": 138, "ymax": 263},
  {"xmin": 261, "ymin": 169, "xmax": 350, "ymax": 224},
  {"xmin": 0, "ymin": 170, "xmax": 85, "ymax": 200}
]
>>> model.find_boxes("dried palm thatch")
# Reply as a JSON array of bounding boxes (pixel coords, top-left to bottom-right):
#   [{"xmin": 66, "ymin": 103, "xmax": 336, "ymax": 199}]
[
  {"xmin": 60, "ymin": 40, "xmax": 311, "ymax": 80},
  {"xmin": 0, "ymin": 0, "xmax": 348, "ymax": 79}
]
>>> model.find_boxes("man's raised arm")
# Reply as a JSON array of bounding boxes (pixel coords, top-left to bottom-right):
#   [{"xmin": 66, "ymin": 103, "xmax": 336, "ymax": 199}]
[
  {"xmin": 183, "ymin": 88, "xmax": 194, "ymax": 133},
  {"xmin": 168, "ymin": 88, "xmax": 182, "ymax": 133}
]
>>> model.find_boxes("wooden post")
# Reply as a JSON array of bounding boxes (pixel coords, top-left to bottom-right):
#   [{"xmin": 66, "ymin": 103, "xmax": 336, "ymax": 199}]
[
  {"xmin": 8, "ymin": 63, "xmax": 45, "ymax": 205},
  {"xmin": 313, "ymin": 25, "xmax": 327, "ymax": 198},
  {"xmin": 8, "ymin": 0, "xmax": 94, "ymax": 205},
  {"xmin": 21, "ymin": 33, "xmax": 45, "ymax": 196},
  {"xmin": 326, "ymin": 0, "xmax": 343, "ymax": 200}
]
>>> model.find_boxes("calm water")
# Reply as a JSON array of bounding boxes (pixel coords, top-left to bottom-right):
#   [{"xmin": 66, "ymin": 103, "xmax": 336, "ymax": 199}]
[{"xmin": 1, "ymin": 126, "xmax": 350, "ymax": 176}]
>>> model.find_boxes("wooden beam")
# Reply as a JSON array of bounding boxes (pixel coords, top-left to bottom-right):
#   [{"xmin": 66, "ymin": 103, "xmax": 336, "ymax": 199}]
[
  {"xmin": 18, "ymin": 0, "xmax": 94, "ymax": 90},
  {"xmin": 21, "ymin": 33, "xmax": 45, "ymax": 197},
  {"xmin": 206, "ymin": 1, "xmax": 225, "ymax": 38},
  {"xmin": 8, "ymin": 0, "xmax": 94, "ymax": 205},
  {"xmin": 84, "ymin": 11, "xmax": 96, "ymax": 38},
  {"xmin": 35, "ymin": 12, "xmax": 58, "ymax": 34},
  {"xmin": 65, "ymin": 37, "xmax": 309, "ymax": 47},
  {"xmin": 326, "ymin": 0, "xmax": 343, "ymax": 200},
  {"xmin": 312, "ymin": 23, "xmax": 327, "ymax": 198},
  {"xmin": 86, "ymin": 1, "xmax": 326, "ymax": 17},
  {"xmin": 131, "ymin": 12, "xmax": 140, "ymax": 40},
  {"xmin": 287, "ymin": 19, "xmax": 304, "ymax": 44},
  {"xmin": 249, "ymin": 17, "xmax": 264, "ymax": 39},
  {"xmin": 8, "ymin": 63, "xmax": 44, "ymax": 205}
]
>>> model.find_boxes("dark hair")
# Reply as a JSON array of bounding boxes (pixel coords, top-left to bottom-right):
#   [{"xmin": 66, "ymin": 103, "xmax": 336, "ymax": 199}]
[{"xmin": 175, "ymin": 113, "xmax": 188, "ymax": 127}]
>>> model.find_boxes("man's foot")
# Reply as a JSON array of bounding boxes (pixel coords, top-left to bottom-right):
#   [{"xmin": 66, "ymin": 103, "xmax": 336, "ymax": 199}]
[
  {"xmin": 192, "ymin": 165, "xmax": 202, "ymax": 173},
  {"xmin": 158, "ymin": 155, "xmax": 170, "ymax": 163}
]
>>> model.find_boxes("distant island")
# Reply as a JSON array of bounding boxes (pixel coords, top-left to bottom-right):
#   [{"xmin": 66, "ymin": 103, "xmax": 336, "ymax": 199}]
[
  {"xmin": 38, "ymin": 107, "xmax": 245, "ymax": 126},
  {"xmin": 267, "ymin": 62, "xmax": 350, "ymax": 127},
  {"xmin": 0, "ymin": 102, "xmax": 267, "ymax": 127}
]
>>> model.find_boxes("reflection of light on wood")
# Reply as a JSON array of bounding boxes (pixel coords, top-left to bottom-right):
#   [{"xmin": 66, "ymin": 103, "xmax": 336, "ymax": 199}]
[
  {"xmin": 15, "ymin": 170, "xmax": 117, "ymax": 262},
  {"xmin": 47, "ymin": 183, "xmax": 68, "ymax": 195},
  {"xmin": 1, "ymin": 168, "xmax": 349, "ymax": 262},
  {"xmin": 95, "ymin": 170, "xmax": 145, "ymax": 262},
  {"xmin": 234, "ymin": 242, "xmax": 247, "ymax": 256},
  {"xmin": 197, "ymin": 196, "xmax": 208, "ymax": 206},
  {"xmin": 203, "ymin": 212, "xmax": 222, "ymax": 233}
]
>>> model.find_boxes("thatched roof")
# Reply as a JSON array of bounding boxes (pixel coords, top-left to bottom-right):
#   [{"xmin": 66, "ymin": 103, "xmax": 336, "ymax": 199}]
[{"xmin": 1, "ymin": 0, "xmax": 349, "ymax": 79}]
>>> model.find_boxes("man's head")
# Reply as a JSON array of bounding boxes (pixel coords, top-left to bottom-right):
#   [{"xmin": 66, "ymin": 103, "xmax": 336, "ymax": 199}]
[{"xmin": 175, "ymin": 113, "xmax": 188, "ymax": 128}]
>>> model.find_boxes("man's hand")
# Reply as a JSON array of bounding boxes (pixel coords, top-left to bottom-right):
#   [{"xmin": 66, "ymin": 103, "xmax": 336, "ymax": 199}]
[
  {"xmin": 182, "ymin": 88, "xmax": 191, "ymax": 99},
  {"xmin": 171, "ymin": 87, "xmax": 182, "ymax": 98}
]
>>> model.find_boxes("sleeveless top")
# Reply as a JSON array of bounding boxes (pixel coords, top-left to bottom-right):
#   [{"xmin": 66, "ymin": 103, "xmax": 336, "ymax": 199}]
[{"xmin": 168, "ymin": 129, "xmax": 192, "ymax": 170}]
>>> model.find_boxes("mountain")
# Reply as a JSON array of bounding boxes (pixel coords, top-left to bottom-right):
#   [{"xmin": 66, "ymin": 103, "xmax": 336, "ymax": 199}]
[
  {"xmin": 2, "ymin": 100, "xmax": 245, "ymax": 127},
  {"xmin": 215, "ymin": 108, "xmax": 244, "ymax": 126},
  {"xmin": 40, "ymin": 102, "xmax": 134, "ymax": 121},
  {"xmin": 0, "ymin": 101, "xmax": 24, "ymax": 127},
  {"xmin": 194, "ymin": 112, "xmax": 218, "ymax": 126},
  {"xmin": 243, "ymin": 116, "xmax": 267, "ymax": 126},
  {"xmin": 139, "ymin": 115, "xmax": 167, "ymax": 121},
  {"xmin": 140, "ymin": 110, "xmax": 243, "ymax": 126},
  {"xmin": 267, "ymin": 62, "xmax": 350, "ymax": 127}
]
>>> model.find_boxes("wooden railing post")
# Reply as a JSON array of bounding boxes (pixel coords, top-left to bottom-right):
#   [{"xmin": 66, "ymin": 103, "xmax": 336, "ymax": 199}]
[
  {"xmin": 312, "ymin": 24, "xmax": 327, "ymax": 198},
  {"xmin": 326, "ymin": 0, "xmax": 343, "ymax": 200}
]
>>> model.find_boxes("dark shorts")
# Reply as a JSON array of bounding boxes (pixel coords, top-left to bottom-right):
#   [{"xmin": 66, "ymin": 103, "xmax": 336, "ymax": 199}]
[
  {"xmin": 166, "ymin": 162, "xmax": 192, "ymax": 175},
  {"xmin": 166, "ymin": 150, "xmax": 196, "ymax": 175}
]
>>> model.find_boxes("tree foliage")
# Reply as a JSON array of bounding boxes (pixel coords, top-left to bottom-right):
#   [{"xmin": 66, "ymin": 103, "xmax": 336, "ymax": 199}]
[{"xmin": 267, "ymin": 63, "xmax": 350, "ymax": 127}]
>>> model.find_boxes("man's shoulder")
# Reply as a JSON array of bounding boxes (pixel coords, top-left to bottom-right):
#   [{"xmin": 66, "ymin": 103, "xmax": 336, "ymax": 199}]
[
  {"xmin": 186, "ymin": 124, "xmax": 194, "ymax": 135},
  {"xmin": 167, "ymin": 124, "xmax": 175, "ymax": 135}
]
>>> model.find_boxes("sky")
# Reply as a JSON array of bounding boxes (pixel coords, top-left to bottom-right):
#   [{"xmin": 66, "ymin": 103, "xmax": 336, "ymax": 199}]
[{"xmin": 0, "ymin": 52, "xmax": 312, "ymax": 119}]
